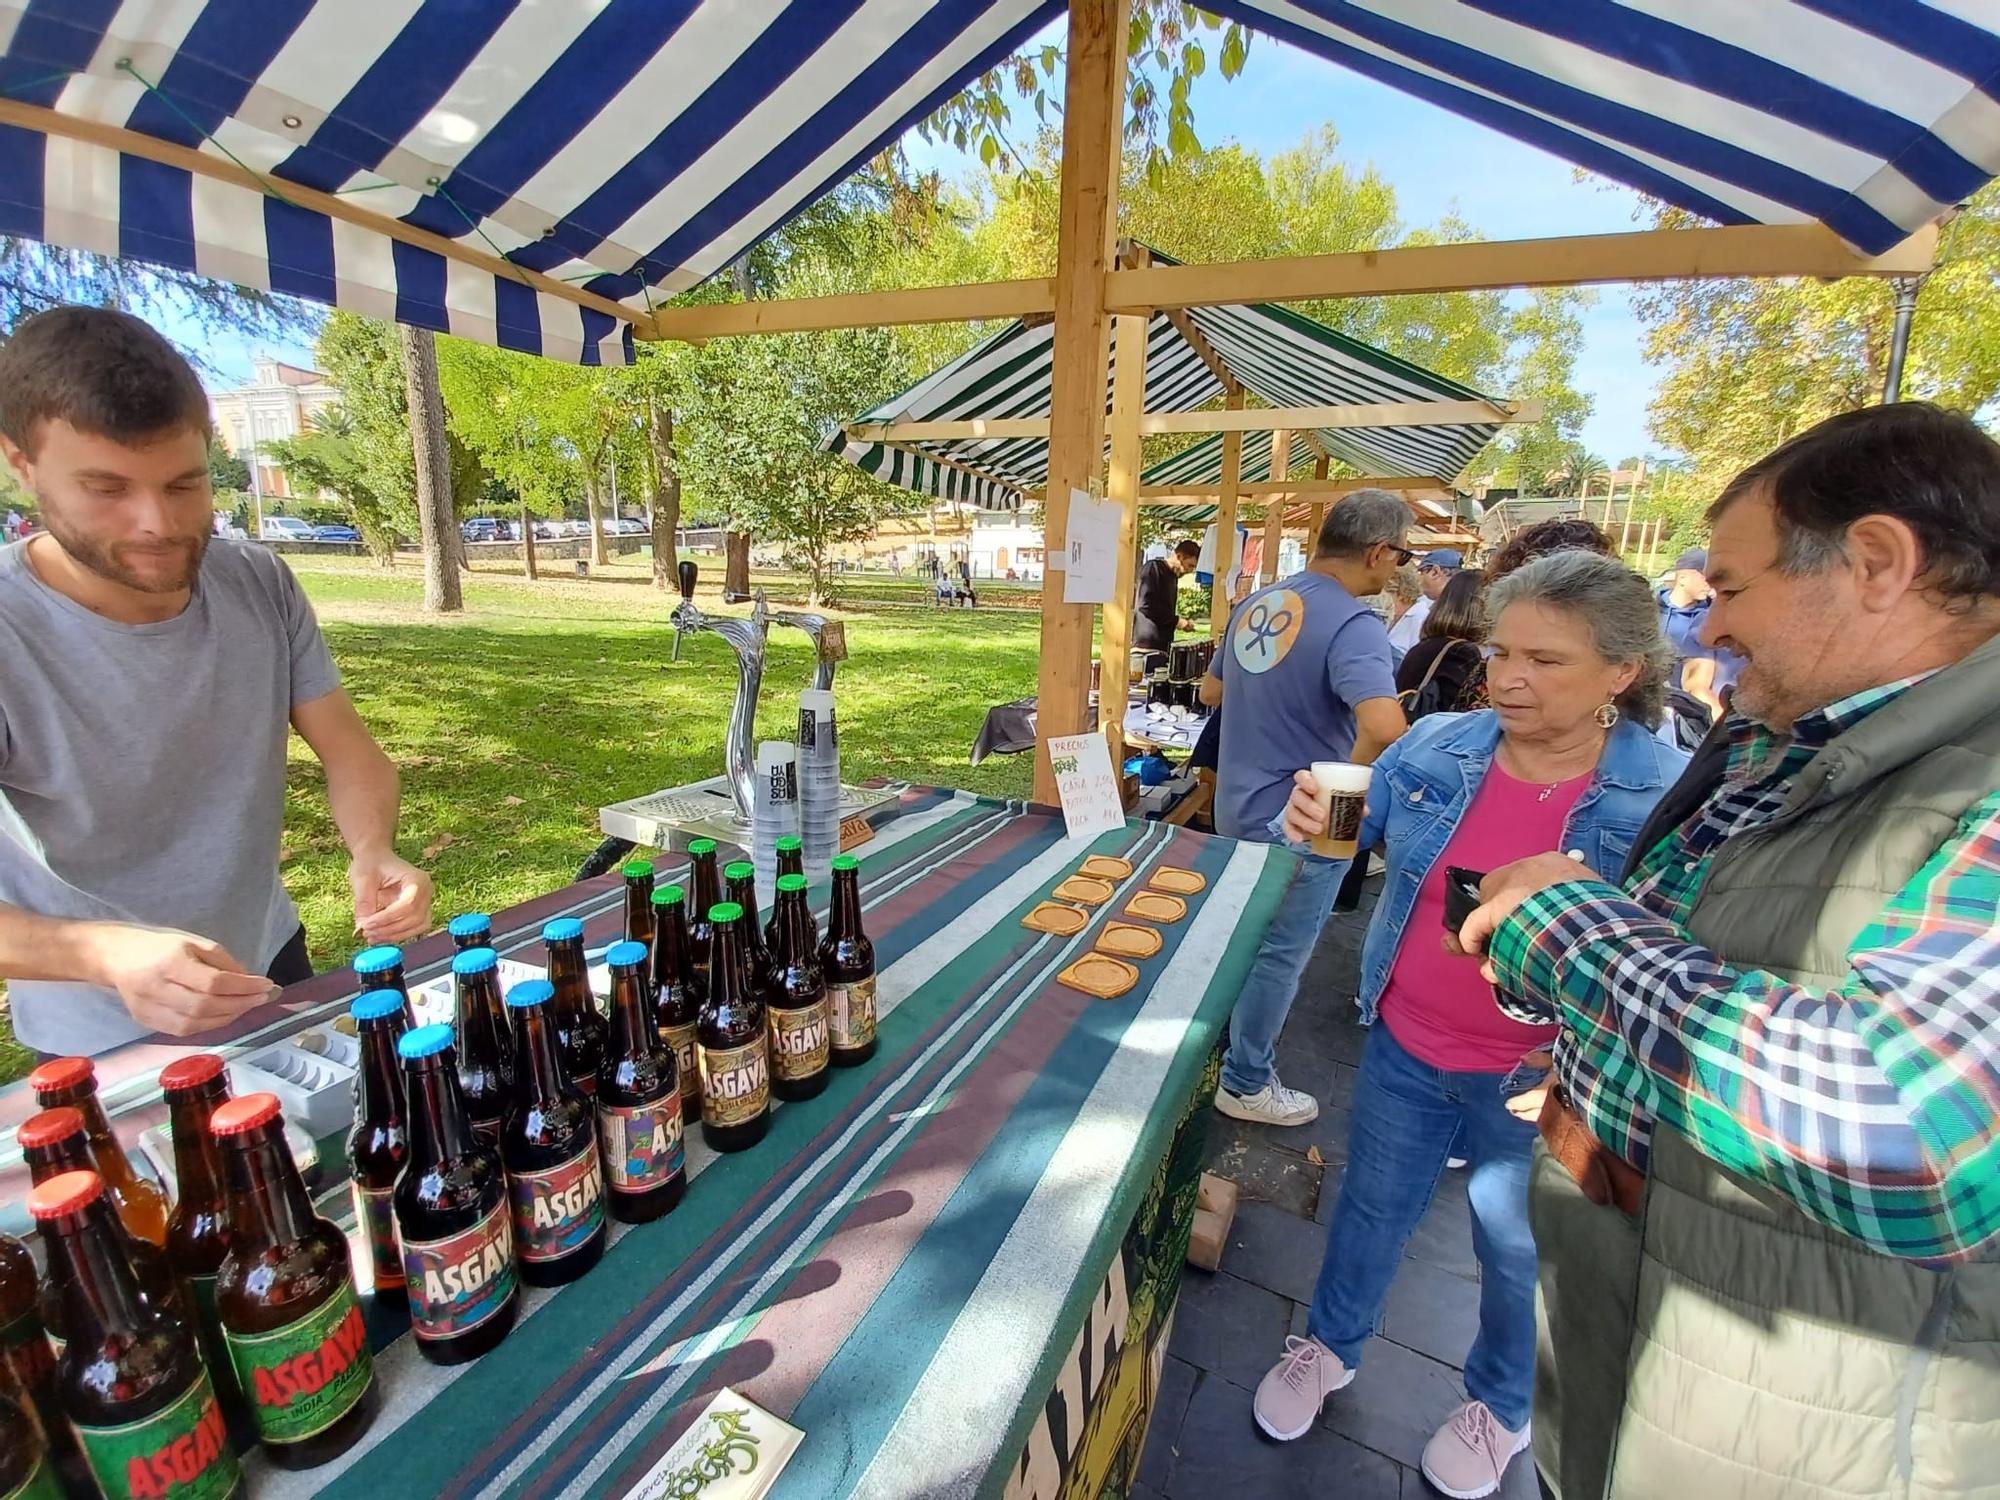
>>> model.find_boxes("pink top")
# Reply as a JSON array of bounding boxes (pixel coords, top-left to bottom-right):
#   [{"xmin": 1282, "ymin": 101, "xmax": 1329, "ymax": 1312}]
[{"xmin": 1379, "ymin": 764, "xmax": 1583, "ymax": 1074}]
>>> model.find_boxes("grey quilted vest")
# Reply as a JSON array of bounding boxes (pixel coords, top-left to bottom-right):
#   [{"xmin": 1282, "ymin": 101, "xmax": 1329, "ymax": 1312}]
[{"xmin": 1607, "ymin": 632, "xmax": 2000, "ymax": 1499}]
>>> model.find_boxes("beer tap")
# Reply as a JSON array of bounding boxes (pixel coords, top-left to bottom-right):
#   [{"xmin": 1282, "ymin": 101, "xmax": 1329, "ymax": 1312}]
[
  {"xmin": 766, "ymin": 606, "xmax": 839, "ymax": 692},
  {"xmin": 670, "ymin": 561, "xmax": 763, "ymax": 827}
]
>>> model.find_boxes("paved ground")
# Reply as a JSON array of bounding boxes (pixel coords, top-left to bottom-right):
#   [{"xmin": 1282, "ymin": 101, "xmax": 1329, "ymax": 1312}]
[{"xmin": 1135, "ymin": 878, "xmax": 1544, "ymax": 1500}]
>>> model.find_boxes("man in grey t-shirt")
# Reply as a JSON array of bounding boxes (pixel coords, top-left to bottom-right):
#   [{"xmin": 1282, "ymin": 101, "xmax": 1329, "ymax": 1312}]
[{"xmin": 0, "ymin": 307, "xmax": 433, "ymax": 1054}]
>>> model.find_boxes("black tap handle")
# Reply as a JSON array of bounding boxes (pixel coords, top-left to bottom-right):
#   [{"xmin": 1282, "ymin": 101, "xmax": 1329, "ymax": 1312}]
[{"xmin": 678, "ymin": 559, "xmax": 698, "ymax": 601}]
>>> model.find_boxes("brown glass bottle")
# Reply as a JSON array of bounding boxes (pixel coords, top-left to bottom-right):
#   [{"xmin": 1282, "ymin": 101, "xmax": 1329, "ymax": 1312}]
[
  {"xmin": 393, "ymin": 1025, "xmax": 518, "ymax": 1365},
  {"xmin": 542, "ymin": 918, "xmax": 606, "ymax": 1098},
  {"xmin": 0, "ymin": 1229, "xmax": 62, "ymax": 1474},
  {"xmin": 31, "ymin": 1170, "xmax": 242, "ymax": 1500},
  {"xmin": 768, "ymin": 874, "xmax": 832, "ymax": 1102},
  {"xmin": 697, "ymin": 903, "xmax": 771, "ymax": 1153},
  {"xmin": 447, "ymin": 912, "xmax": 492, "ymax": 951},
  {"xmin": 28, "ymin": 1058, "xmax": 169, "ymax": 1247},
  {"xmin": 159, "ymin": 1055, "xmax": 256, "ymax": 1450},
  {"xmin": 622, "ymin": 859, "xmax": 655, "ymax": 948},
  {"xmin": 0, "ymin": 1353, "xmax": 62, "ymax": 1500},
  {"xmin": 346, "ymin": 990, "xmax": 410, "ymax": 1304},
  {"xmin": 451, "ymin": 947, "xmax": 514, "ymax": 1143},
  {"xmin": 596, "ymin": 942, "xmax": 686, "ymax": 1223},
  {"xmin": 212, "ymin": 1093, "xmax": 377, "ymax": 1468},
  {"xmin": 500, "ymin": 981, "xmax": 607, "ymax": 1286},
  {"xmin": 686, "ymin": 839, "xmax": 723, "ymax": 988},
  {"xmin": 649, "ymin": 884, "xmax": 706, "ymax": 1123},
  {"xmin": 351, "ymin": 945, "xmax": 414, "ymax": 1028},
  {"xmin": 723, "ymin": 862, "xmax": 775, "ymax": 992},
  {"xmin": 765, "ymin": 837, "xmax": 806, "ymax": 949},
  {"xmin": 819, "ymin": 854, "xmax": 879, "ymax": 1066}
]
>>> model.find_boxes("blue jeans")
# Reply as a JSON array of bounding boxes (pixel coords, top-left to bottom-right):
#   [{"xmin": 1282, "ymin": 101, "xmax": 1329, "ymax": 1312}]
[
  {"xmin": 1306, "ymin": 1024, "xmax": 1543, "ymax": 1431},
  {"xmin": 1220, "ymin": 851, "xmax": 1347, "ymax": 1096}
]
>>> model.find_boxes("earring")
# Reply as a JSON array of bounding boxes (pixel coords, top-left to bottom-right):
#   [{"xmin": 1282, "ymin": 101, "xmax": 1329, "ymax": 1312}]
[{"xmin": 1594, "ymin": 702, "xmax": 1620, "ymax": 730}]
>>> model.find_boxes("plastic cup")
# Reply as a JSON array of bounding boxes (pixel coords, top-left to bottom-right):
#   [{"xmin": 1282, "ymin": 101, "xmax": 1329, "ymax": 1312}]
[{"xmin": 1309, "ymin": 761, "xmax": 1372, "ymax": 860}]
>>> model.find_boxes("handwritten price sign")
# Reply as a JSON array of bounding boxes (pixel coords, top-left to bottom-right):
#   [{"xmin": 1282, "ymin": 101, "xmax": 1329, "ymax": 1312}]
[{"xmin": 1047, "ymin": 732, "xmax": 1126, "ymax": 842}]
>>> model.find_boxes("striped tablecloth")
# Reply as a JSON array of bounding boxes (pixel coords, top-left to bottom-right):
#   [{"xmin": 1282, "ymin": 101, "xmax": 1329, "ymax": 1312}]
[{"xmin": 0, "ymin": 785, "xmax": 1293, "ymax": 1499}]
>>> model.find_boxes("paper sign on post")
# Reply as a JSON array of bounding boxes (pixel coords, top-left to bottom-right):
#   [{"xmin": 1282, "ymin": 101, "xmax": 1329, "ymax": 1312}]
[
  {"xmin": 1048, "ymin": 731, "xmax": 1126, "ymax": 841},
  {"xmin": 1061, "ymin": 486, "xmax": 1119, "ymax": 604}
]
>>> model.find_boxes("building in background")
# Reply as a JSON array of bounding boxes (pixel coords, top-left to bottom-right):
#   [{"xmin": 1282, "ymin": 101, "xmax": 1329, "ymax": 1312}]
[{"xmin": 210, "ymin": 356, "xmax": 341, "ymax": 498}]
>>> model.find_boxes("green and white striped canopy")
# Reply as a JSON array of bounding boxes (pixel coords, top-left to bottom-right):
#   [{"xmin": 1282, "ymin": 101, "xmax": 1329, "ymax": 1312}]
[
  {"xmin": 1140, "ymin": 432, "xmax": 1487, "ymax": 533},
  {"xmin": 830, "ymin": 246, "xmax": 1506, "ymax": 511}
]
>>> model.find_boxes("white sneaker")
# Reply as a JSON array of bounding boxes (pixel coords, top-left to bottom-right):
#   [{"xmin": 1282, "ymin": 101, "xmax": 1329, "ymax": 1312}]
[{"xmin": 1215, "ymin": 1073, "xmax": 1319, "ymax": 1126}]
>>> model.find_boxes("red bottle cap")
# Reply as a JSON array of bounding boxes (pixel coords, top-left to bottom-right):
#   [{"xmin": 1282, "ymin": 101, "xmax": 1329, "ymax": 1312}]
[
  {"xmin": 158, "ymin": 1054, "xmax": 227, "ymax": 1092},
  {"xmin": 27, "ymin": 1057, "xmax": 93, "ymax": 1095},
  {"xmin": 208, "ymin": 1093, "xmax": 282, "ymax": 1137},
  {"xmin": 16, "ymin": 1108, "xmax": 85, "ymax": 1151},
  {"xmin": 28, "ymin": 1170, "xmax": 104, "ymax": 1221}
]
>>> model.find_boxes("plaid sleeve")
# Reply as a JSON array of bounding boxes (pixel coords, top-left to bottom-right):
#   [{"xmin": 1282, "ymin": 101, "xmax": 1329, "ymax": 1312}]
[{"xmin": 1490, "ymin": 797, "xmax": 2000, "ymax": 1263}]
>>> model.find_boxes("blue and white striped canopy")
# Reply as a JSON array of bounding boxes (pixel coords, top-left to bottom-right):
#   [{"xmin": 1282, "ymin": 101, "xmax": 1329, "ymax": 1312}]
[{"xmin": 0, "ymin": 2, "xmax": 1987, "ymax": 365}]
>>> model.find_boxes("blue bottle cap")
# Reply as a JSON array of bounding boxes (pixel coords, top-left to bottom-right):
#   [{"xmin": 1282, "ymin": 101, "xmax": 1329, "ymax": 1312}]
[
  {"xmin": 350, "ymin": 989, "xmax": 406, "ymax": 1023},
  {"xmin": 542, "ymin": 917, "xmax": 585, "ymax": 942},
  {"xmin": 447, "ymin": 912, "xmax": 491, "ymax": 940},
  {"xmin": 451, "ymin": 946, "xmax": 498, "ymax": 975},
  {"xmin": 606, "ymin": 940, "xmax": 648, "ymax": 968},
  {"xmin": 506, "ymin": 978, "xmax": 556, "ymax": 1009},
  {"xmin": 353, "ymin": 944, "xmax": 403, "ymax": 975},
  {"xmin": 398, "ymin": 1023, "xmax": 455, "ymax": 1060}
]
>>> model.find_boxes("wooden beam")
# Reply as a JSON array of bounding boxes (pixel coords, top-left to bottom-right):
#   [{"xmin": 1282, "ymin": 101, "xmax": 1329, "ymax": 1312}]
[
  {"xmin": 1164, "ymin": 307, "xmax": 1239, "ymax": 394},
  {"xmin": 1105, "ymin": 223, "xmax": 1940, "ymax": 311},
  {"xmin": 1262, "ymin": 430, "xmax": 1289, "ymax": 586},
  {"xmin": 1034, "ymin": 0, "xmax": 1128, "ymax": 806},
  {"xmin": 1101, "ymin": 312, "xmax": 1149, "ymax": 772},
  {"xmin": 1140, "ymin": 474, "xmax": 1435, "ymax": 500},
  {"xmin": 1307, "ymin": 456, "xmax": 1329, "ymax": 545},
  {"xmin": 849, "ymin": 398, "xmax": 1542, "ymax": 444},
  {"xmin": 0, "ymin": 98, "xmax": 648, "ymax": 334},
  {"xmin": 1212, "ymin": 389, "xmax": 1243, "ymax": 638},
  {"xmin": 647, "ymin": 276, "xmax": 1055, "ymax": 341}
]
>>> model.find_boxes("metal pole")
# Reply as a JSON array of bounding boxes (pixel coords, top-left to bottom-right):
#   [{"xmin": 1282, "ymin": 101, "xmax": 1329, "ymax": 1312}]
[{"xmin": 1883, "ymin": 276, "xmax": 1920, "ymax": 402}]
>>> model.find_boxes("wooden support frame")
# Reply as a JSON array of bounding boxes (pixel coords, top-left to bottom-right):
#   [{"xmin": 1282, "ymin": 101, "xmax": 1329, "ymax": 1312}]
[
  {"xmin": 1138, "ymin": 474, "xmax": 1434, "ymax": 501},
  {"xmin": 1101, "ymin": 312, "xmax": 1149, "ymax": 770},
  {"xmin": 1307, "ymin": 456, "xmax": 1330, "ymax": 542},
  {"xmin": 1211, "ymin": 389, "xmax": 1244, "ymax": 639},
  {"xmin": 1262, "ymin": 431, "xmax": 1289, "ymax": 587},
  {"xmin": 847, "ymin": 397, "xmax": 1541, "ymax": 445}
]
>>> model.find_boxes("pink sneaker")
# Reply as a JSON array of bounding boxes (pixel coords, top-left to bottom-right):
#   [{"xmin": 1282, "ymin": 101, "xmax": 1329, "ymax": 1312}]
[
  {"xmin": 1421, "ymin": 1401, "xmax": 1531, "ymax": 1498},
  {"xmin": 1251, "ymin": 1335, "xmax": 1354, "ymax": 1441}
]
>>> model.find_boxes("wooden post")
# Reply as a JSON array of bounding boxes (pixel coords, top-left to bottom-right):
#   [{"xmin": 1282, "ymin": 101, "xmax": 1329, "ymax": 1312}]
[
  {"xmin": 1033, "ymin": 0, "xmax": 1129, "ymax": 805},
  {"xmin": 1101, "ymin": 310, "xmax": 1149, "ymax": 770},
  {"xmin": 1618, "ymin": 505, "xmax": 1633, "ymax": 557},
  {"xmin": 1261, "ymin": 430, "xmax": 1289, "ymax": 584},
  {"xmin": 1211, "ymin": 388, "xmax": 1243, "ymax": 638},
  {"xmin": 1306, "ymin": 456, "xmax": 1329, "ymax": 547}
]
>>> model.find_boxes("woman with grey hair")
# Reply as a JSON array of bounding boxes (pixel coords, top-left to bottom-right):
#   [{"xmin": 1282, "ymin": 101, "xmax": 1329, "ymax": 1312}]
[{"xmin": 1249, "ymin": 551, "xmax": 1687, "ymax": 1499}]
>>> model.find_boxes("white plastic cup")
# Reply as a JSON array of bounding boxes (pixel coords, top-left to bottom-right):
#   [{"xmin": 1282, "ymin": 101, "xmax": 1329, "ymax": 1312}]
[{"xmin": 1309, "ymin": 761, "xmax": 1372, "ymax": 860}]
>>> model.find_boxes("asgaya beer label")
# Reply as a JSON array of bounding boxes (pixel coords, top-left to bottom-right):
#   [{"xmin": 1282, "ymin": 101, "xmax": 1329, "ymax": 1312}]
[
  {"xmin": 74, "ymin": 1373, "xmax": 239, "ymax": 1500},
  {"xmin": 401, "ymin": 1202, "xmax": 518, "ymax": 1342},
  {"xmin": 351, "ymin": 1182, "xmax": 406, "ymax": 1291},
  {"xmin": 0, "ymin": 1303, "xmax": 54, "ymax": 1396},
  {"xmin": 659, "ymin": 1021, "xmax": 701, "ymax": 1108},
  {"xmin": 598, "ymin": 1097, "xmax": 684, "ymax": 1191},
  {"xmin": 225, "ymin": 1289, "xmax": 372, "ymax": 1445},
  {"xmin": 699, "ymin": 1040, "xmax": 770, "ymax": 1127},
  {"xmin": 829, "ymin": 976, "xmax": 878, "ymax": 1049},
  {"xmin": 507, "ymin": 1142, "xmax": 606, "ymax": 1263},
  {"xmin": 2, "ymin": 1450, "xmax": 64, "ymax": 1500},
  {"xmin": 771, "ymin": 1001, "xmax": 831, "ymax": 1080}
]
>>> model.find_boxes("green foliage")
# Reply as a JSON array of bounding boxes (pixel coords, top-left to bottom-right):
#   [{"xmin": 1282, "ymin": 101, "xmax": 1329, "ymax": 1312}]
[
  {"xmin": 263, "ymin": 409, "xmax": 401, "ymax": 557},
  {"xmin": 207, "ymin": 439, "xmax": 250, "ymax": 492}
]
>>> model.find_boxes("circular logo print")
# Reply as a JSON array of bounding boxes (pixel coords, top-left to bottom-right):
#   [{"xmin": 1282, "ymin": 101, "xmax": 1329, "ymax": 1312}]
[{"xmin": 1232, "ymin": 589, "xmax": 1305, "ymax": 674}]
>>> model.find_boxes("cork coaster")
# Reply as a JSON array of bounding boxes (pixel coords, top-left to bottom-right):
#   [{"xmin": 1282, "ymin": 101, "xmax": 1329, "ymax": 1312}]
[
  {"xmin": 1022, "ymin": 902, "xmax": 1090, "ymax": 937},
  {"xmin": 1079, "ymin": 854, "xmax": 1134, "ymax": 881},
  {"xmin": 1124, "ymin": 892, "xmax": 1188, "ymax": 924},
  {"xmin": 1058, "ymin": 953, "xmax": 1140, "ymax": 999},
  {"xmin": 1052, "ymin": 875, "xmax": 1116, "ymax": 907},
  {"xmin": 1095, "ymin": 923, "xmax": 1162, "ymax": 960},
  {"xmin": 1149, "ymin": 866, "xmax": 1207, "ymax": 896}
]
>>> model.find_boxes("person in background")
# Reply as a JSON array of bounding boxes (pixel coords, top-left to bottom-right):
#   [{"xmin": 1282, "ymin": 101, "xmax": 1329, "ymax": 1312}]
[
  {"xmin": 1458, "ymin": 403, "xmax": 2000, "ymax": 1499},
  {"xmin": 1397, "ymin": 570, "xmax": 1488, "ymax": 720},
  {"xmin": 1382, "ymin": 562, "xmax": 1422, "ymax": 642},
  {"xmin": 1135, "ymin": 538, "xmax": 1202, "ymax": 658},
  {"xmin": 1388, "ymin": 548, "xmax": 1462, "ymax": 654},
  {"xmin": 1655, "ymin": 546, "xmax": 1742, "ymax": 746},
  {"xmin": 1258, "ymin": 553, "xmax": 1684, "ymax": 1498},
  {"xmin": 1198, "ymin": 491, "xmax": 1411, "ymax": 1125}
]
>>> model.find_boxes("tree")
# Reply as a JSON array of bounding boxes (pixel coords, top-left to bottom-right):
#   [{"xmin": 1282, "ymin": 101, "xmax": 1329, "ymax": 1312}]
[
  {"xmin": 398, "ymin": 327, "xmax": 462, "ymax": 613},
  {"xmin": 437, "ymin": 341, "xmax": 589, "ymax": 579},
  {"xmin": 262, "ymin": 410, "xmax": 401, "ymax": 560},
  {"xmin": 206, "ymin": 439, "xmax": 250, "ymax": 493}
]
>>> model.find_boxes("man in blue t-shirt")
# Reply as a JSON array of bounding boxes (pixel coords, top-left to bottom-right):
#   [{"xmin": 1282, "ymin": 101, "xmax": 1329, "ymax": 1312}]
[
  {"xmin": 1198, "ymin": 491, "xmax": 1409, "ymax": 1125},
  {"xmin": 1656, "ymin": 547, "xmax": 1743, "ymax": 746}
]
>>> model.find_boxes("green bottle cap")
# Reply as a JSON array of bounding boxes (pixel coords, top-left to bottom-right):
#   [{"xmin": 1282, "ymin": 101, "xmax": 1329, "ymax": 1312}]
[
  {"xmin": 831, "ymin": 854, "xmax": 860, "ymax": 872},
  {"xmin": 622, "ymin": 859, "xmax": 654, "ymax": 879},
  {"xmin": 776, "ymin": 873, "xmax": 808, "ymax": 892},
  {"xmin": 709, "ymin": 901, "xmax": 744, "ymax": 924},
  {"xmin": 688, "ymin": 838, "xmax": 718, "ymax": 856},
  {"xmin": 775, "ymin": 835, "xmax": 803, "ymax": 853},
  {"xmin": 650, "ymin": 883, "xmax": 685, "ymax": 907},
  {"xmin": 724, "ymin": 860, "xmax": 754, "ymax": 881}
]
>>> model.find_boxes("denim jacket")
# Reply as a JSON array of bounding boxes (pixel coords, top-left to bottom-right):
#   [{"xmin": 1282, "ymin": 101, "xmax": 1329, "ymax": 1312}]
[{"xmin": 1352, "ymin": 710, "xmax": 1688, "ymax": 1022}]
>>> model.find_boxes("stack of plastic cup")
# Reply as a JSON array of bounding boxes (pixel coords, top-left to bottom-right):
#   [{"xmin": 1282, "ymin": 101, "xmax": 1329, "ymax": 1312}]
[
  {"xmin": 798, "ymin": 688, "xmax": 841, "ymax": 882},
  {"xmin": 753, "ymin": 739, "xmax": 799, "ymax": 909}
]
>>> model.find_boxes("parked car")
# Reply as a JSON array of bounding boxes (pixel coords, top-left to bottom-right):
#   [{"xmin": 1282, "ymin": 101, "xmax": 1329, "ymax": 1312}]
[
  {"xmin": 462, "ymin": 517, "xmax": 503, "ymax": 543},
  {"xmin": 260, "ymin": 516, "xmax": 314, "ymax": 541},
  {"xmin": 310, "ymin": 523, "xmax": 361, "ymax": 543},
  {"xmin": 531, "ymin": 520, "xmax": 562, "ymax": 540},
  {"xmin": 607, "ymin": 517, "xmax": 649, "ymax": 536}
]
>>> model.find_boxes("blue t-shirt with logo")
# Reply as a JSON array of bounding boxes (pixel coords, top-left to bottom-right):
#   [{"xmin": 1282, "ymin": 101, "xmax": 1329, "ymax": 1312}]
[
  {"xmin": 1213, "ymin": 572, "xmax": 1397, "ymax": 841},
  {"xmin": 1657, "ymin": 591, "xmax": 1743, "ymax": 694}
]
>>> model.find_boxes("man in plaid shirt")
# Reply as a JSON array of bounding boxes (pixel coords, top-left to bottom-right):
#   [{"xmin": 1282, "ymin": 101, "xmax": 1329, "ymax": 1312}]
[{"xmin": 1458, "ymin": 404, "xmax": 2000, "ymax": 1499}]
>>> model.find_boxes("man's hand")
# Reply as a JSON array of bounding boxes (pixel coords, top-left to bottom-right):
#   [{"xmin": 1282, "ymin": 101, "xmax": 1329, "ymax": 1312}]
[
  {"xmin": 1176, "ymin": 616, "xmax": 1194, "ymax": 631},
  {"xmin": 85, "ymin": 923, "xmax": 278, "ymax": 1037},
  {"xmin": 1504, "ymin": 1049, "xmax": 1556, "ymax": 1123},
  {"xmin": 1280, "ymin": 768, "xmax": 1326, "ymax": 844},
  {"xmin": 1448, "ymin": 851, "xmax": 1600, "ymax": 978},
  {"xmin": 350, "ymin": 851, "xmax": 434, "ymax": 944}
]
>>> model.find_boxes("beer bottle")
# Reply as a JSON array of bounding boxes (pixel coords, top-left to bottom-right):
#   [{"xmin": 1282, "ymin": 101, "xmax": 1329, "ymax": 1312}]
[
  {"xmin": 0, "ymin": 1355, "xmax": 61, "ymax": 1500},
  {"xmin": 621, "ymin": 859, "xmax": 655, "ymax": 948},
  {"xmin": 596, "ymin": 941, "xmax": 686, "ymax": 1223},
  {"xmin": 686, "ymin": 839, "xmax": 723, "ymax": 987},
  {"xmin": 451, "ymin": 947, "xmax": 514, "ymax": 1142},
  {"xmin": 768, "ymin": 875, "xmax": 831, "ymax": 1102},
  {"xmin": 0, "ymin": 1231, "xmax": 60, "ymax": 1469},
  {"xmin": 351, "ymin": 945, "xmax": 413, "ymax": 1028},
  {"xmin": 31, "ymin": 1170, "xmax": 242, "ymax": 1500},
  {"xmin": 27, "ymin": 1058, "xmax": 169, "ymax": 1246},
  {"xmin": 820, "ymin": 854, "xmax": 878, "ymax": 1066},
  {"xmin": 346, "ymin": 990, "xmax": 409, "ymax": 1303},
  {"xmin": 697, "ymin": 903, "xmax": 771, "ymax": 1154},
  {"xmin": 649, "ymin": 884, "xmax": 705, "ymax": 1123},
  {"xmin": 542, "ymin": 918, "xmax": 606, "ymax": 1098},
  {"xmin": 448, "ymin": 912, "xmax": 492, "ymax": 952},
  {"xmin": 393, "ymin": 1024, "xmax": 517, "ymax": 1365},
  {"xmin": 766, "ymin": 837, "xmax": 806, "ymax": 949},
  {"xmin": 500, "ymin": 980, "xmax": 607, "ymax": 1286},
  {"xmin": 159, "ymin": 1056, "xmax": 255, "ymax": 1448},
  {"xmin": 211, "ymin": 1093, "xmax": 377, "ymax": 1467},
  {"xmin": 723, "ymin": 861, "xmax": 774, "ymax": 992}
]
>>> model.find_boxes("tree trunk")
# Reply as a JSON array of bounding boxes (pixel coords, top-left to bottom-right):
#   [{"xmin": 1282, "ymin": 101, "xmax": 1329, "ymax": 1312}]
[
  {"xmin": 724, "ymin": 531, "xmax": 750, "ymax": 598},
  {"xmin": 520, "ymin": 502, "xmax": 537, "ymax": 580},
  {"xmin": 589, "ymin": 459, "xmax": 610, "ymax": 568},
  {"xmin": 647, "ymin": 395, "xmax": 680, "ymax": 588},
  {"xmin": 397, "ymin": 325, "xmax": 462, "ymax": 614}
]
